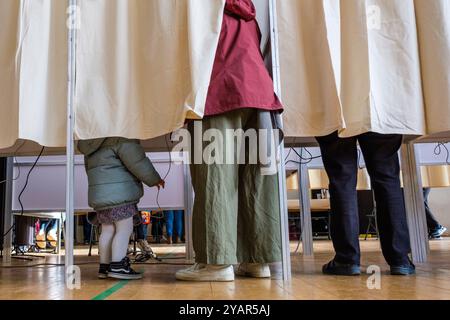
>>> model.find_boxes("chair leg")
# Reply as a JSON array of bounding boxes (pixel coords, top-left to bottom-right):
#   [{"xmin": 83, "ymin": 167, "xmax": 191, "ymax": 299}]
[
  {"xmin": 365, "ymin": 216, "xmax": 372, "ymax": 241},
  {"xmin": 374, "ymin": 210, "xmax": 380, "ymax": 240}
]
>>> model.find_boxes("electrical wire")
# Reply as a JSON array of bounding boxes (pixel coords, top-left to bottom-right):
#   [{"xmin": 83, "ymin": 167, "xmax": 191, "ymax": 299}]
[
  {"xmin": 285, "ymin": 147, "xmax": 322, "ymax": 166},
  {"xmin": 2, "ymin": 146, "xmax": 45, "ymax": 240},
  {"xmin": 433, "ymin": 142, "xmax": 450, "ymax": 165},
  {"xmin": 293, "ymin": 148, "xmax": 321, "ymax": 163},
  {"xmin": 284, "ymin": 147, "xmax": 292, "ymax": 162},
  {"xmin": 0, "ymin": 158, "xmax": 21, "ymax": 186},
  {"xmin": 154, "ymin": 133, "xmax": 173, "ymax": 217},
  {"xmin": 0, "ymin": 140, "xmax": 26, "ymax": 185}
]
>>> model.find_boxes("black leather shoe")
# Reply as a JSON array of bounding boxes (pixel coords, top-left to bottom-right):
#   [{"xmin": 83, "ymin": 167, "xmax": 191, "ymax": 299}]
[{"xmin": 322, "ymin": 260, "xmax": 361, "ymax": 276}]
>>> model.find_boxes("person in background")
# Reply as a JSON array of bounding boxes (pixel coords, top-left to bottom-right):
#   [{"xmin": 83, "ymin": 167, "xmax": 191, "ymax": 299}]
[
  {"xmin": 36, "ymin": 218, "xmax": 58, "ymax": 249},
  {"xmin": 164, "ymin": 210, "xmax": 184, "ymax": 244},
  {"xmin": 79, "ymin": 138, "xmax": 165, "ymax": 280},
  {"xmin": 316, "ymin": 132, "xmax": 415, "ymax": 276},
  {"xmin": 136, "ymin": 211, "xmax": 154, "ymax": 253},
  {"xmin": 82, "ymin": 214, "xmax": 92, "ymax": 245},
  {"xmin": 176, "ymin": 0, "xmax": 283, "ymax": 282},
  {"xmin": 150, "ymin": 211, "xmax": 165, "ymax": 243},
  {"xmin": 423, "ymin": 188, "xmax": 447, "ymax": 239}
]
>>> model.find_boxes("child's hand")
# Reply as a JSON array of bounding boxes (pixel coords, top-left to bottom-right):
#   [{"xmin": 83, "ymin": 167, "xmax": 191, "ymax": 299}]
[{"xmin": 156, "ymin": 179, "xmax": 165, "ymax": 190}]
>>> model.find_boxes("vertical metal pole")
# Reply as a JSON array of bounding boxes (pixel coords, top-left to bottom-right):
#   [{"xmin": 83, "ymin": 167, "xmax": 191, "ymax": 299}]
[
  {"xmin": 56, "ymin": 213, "xmax": 62, "ymax": 255},
  {"xmin": 298, "ymin": 155, "xmax": 313, "ymax": 256},
  {"xmin": 65, "ymin": 0, "xmax": 77, "ymax": 281},
  {"xmin": 270, "ymin": 0, "xmax": 291, "ymax": 281},
  {"xmin": 400, "ymin": 142, "xmax": 429, "ymax": 263},
  {"xmin": 183, "ymin": 159, "xmax": 195, "ymax": 261},
  {"xmin": 2, "ymin": 158, "xmax": 14, "ymax": 263}
]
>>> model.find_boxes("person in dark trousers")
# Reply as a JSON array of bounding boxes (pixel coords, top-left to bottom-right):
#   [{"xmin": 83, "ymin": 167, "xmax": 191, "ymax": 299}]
[
  {"xmin": 316, "ymin": 132, "xmax": 415, "ymax": 276},
  {"xmin": 82, "ymin": 215, "xmax": 92, "ymax": 245},
  {"xmin": 150, "ymin": 212, "xmax": 165, "ymax": 243},
  {"xmin": 423, "ymin": 188, "xmax": 447, "ymax": 239}
]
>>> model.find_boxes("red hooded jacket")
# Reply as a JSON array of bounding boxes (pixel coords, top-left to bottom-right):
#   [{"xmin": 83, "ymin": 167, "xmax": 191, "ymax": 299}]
[{"xmin": 204, "ymin": 0, "xmax": 283, "ymax": 116}]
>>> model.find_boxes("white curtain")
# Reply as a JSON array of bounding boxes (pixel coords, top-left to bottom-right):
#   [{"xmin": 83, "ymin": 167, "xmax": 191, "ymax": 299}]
[
  {"xmin": 279, "ymin": 0, "xmax": 449, "ymax": 138},
  {"xmin": 277, "ymin": 0, "xmax": 344, "ymax": 138},
  {"xmin": 0, "ymin": 0, "xmax": 67, "ymax": 149},
  {"xmin": 2, "ymin": 0, "xmax": 449, "ymax": 148},
  {"xmin": 339, "ymin": 0, "xmax": 425, "ymax": 138},
  {"xmin": 415, "ymin": 0, "xmax": 450, "ymax": 135},
  {"xmin": 74, "ymin": 0, "xmax": 225, "ymax": 141},
  {"xmin": 0, "ymin": 0, "xmax": 20, "ymax": 149},
  {"xmin": 0, "ymin": 0, "xmax": 225, "ymax": 149}
]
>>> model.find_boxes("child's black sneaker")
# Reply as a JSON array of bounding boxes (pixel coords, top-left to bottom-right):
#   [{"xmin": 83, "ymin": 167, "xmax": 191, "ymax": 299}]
[
  {"xmin": 98, "ymin": 264, "xmax": 109, "ymax": 279},
  {"xmin": 108, "ymin": 257, "xmax": 143, "ymax": 280}
]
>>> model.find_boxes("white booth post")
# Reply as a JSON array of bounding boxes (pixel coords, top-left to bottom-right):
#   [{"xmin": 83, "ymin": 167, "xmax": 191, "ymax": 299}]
[
  {"xmin": 183, "ymin": 159, "xmax": 195, "ymax": 261},
  {"xmin": 65, "ymin": 0, "xmax": 77, "ymax": 282},
  {"xmin": 270, "ymin": 0, "xmax": 291, "ymax": 281},
  {"xmin": 297, "ymin": 153, "xmax": 313, "ymax": 256},
  {"xmin": 2, "ymin": 158, "xmax": 14, "ymax": 263},
  {"xmin": 401, "ymin": 142, "xmax": 429, "ymax": 263}
]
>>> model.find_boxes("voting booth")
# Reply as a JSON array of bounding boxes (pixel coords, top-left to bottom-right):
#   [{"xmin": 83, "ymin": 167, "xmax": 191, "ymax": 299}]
[{"xmin": 1, "ymin": 0, "xmax": 450, "ymax": 281}]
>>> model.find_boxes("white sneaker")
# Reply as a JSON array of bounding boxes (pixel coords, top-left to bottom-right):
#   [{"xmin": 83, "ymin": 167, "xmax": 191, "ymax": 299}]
[
  {"xmin": 235, "ymin": 263, "xmax": 271, "ymax": 278},
  {"xmin": 176, "ymin": 263, "xmax": 235, "ymax": 282}
]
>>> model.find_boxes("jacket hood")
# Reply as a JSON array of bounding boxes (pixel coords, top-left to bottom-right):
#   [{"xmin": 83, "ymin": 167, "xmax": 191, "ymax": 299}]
[{"xmin": 78, "ymin": 138, "xmax": 107, "ymax": 156}]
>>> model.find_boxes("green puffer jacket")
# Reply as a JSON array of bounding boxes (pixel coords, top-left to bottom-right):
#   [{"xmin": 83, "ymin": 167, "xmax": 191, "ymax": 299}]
[{"xmin": 78, "ymin": 138, "xmax": 162, "ymax": 211}]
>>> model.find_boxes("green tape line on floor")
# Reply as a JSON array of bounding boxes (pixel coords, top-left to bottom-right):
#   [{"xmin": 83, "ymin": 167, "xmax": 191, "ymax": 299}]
[{"xmin": 91, "ymin": 280, "xmax": 129, "ymax": 300}]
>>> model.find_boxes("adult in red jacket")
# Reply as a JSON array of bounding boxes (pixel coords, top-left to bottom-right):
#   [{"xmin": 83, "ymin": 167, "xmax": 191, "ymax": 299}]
[{"xmin": 176, "ymin": 0, "xmax": 283, "ymax": 282}]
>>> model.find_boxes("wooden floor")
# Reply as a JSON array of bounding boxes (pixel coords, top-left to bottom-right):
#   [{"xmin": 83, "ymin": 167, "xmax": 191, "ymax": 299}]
[{"xmin": 1, "ymin": 238, "xmax": 450, "ymax": 300}]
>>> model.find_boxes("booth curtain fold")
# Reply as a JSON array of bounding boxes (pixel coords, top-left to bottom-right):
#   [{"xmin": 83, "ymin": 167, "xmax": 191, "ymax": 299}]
[
  {"xmin": 75, "ymin": 0, "xmax": 225, "ymax": 141},
  {"xmin": 414, "ymin": 0, "xmax": 450, "ymax": 135},
  {"xmin": 0, "ymin": 0, "xmax": 225, "ymax": 149},
  {"xmin": 0, "ymin": 0, "xmax": 67, "ymax": 149},
  {"xmin": 279, "ymin": 0, "xmax": 450, "ymax": 138},
  {"xmin": 2, "ymin": 0, "xmax": 450, "ymax": 148}
]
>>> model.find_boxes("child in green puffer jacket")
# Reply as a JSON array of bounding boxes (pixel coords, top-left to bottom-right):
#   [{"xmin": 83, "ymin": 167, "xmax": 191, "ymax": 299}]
[{"xmin": 78, "ymin": 137, "xmax": 165, "ymax": 280}]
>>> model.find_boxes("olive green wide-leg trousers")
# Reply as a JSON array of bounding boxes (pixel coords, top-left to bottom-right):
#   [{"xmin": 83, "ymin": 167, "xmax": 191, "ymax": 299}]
[{"xmin": 188, "ymin": 109, "xmax": 282, "ymax": 265}]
